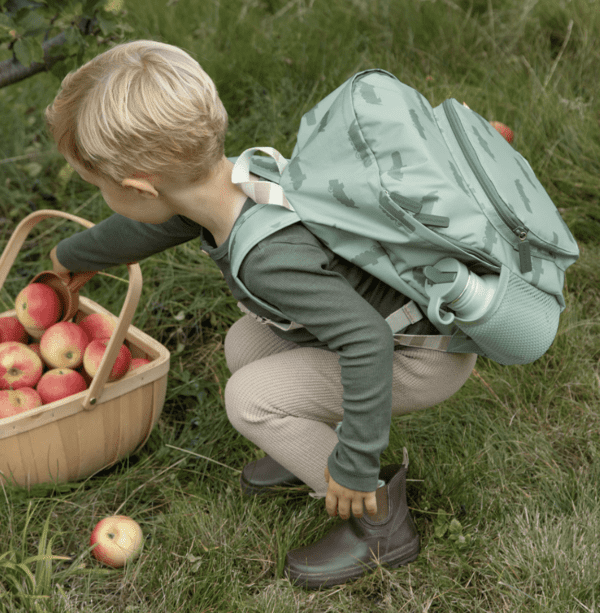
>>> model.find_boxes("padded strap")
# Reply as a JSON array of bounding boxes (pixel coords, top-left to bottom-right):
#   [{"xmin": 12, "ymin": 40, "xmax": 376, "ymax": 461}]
[{"xmin": 231, "ymin": 147, "xmax": 295, "ymax": 211}]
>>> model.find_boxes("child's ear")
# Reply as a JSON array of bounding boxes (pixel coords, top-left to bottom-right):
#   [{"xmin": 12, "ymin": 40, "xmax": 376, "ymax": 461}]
[{"xmin": 121, "ymin": 177, "xmax": 159, "ymax": 198}]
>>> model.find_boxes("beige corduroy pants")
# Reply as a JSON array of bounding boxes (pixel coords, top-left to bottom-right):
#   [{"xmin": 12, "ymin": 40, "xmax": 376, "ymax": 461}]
[{"xmin": 224, "ymin": 315, "xmax": 477, "ymax": 497}]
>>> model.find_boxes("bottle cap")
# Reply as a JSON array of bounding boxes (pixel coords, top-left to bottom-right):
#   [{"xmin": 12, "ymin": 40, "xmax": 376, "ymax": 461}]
[{"xmin": 424, "ymin": 258, "xmax": 470, "ymax": 328}]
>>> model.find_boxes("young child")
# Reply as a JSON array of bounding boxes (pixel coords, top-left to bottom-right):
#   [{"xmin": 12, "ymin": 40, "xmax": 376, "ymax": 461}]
[{"xmin": 46, "ymin": 39, "xmax": 478, "ymax": 588}]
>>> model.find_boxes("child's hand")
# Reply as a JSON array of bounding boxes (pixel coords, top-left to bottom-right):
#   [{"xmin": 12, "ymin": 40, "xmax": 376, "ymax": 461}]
[
  {"xmin": 50, "ymin": 246, "xmax": 72, "ymax": 284},
  {"xmin": 324, "ymin": 466, "xmax": 377, "ymax": 520}
]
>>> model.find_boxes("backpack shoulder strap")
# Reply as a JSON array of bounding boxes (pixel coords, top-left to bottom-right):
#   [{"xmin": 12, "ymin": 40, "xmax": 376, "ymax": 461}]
[
  {"xmin": 229, "ymin": 201, "xmax": 301, "ymax": 321},
  {"xmin": 232, "ymin": 147, "xmax": 294, "ymax": 211},
  {"xmin": 229, "ymin": 147, "xmax": 301, "ymax": 319}
]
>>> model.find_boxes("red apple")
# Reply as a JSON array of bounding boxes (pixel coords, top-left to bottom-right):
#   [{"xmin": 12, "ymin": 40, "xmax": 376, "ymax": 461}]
[
  {"xmin": 83, "ymin": 338, "xmax": 131, "ymax": 382},
  {"xmin": 36, "ymin": 368, "xmax": 87, "ymax": 404},
  {"xmin": 0, "ymin": 400, "xmax": 17, "ymax": 419},
  {"xmin": 0, "ymin": 387, "xmax": 42, "ymax": 417},
  {"xmin": 490, "ymin": 120, "xmax": 514, "ymax": 143},
  {"xmin": 128, "ymin": 358, "xmax": 151, "ymax": 372},
  {"xmin": 15, "ymin": 283, "xmax": 62, "ymax": 337},
  {"xmin": 78, "ymin": 313, "xmax": 116, "ymax": 342},
  {"xmin": 0, "ymin": 342, "xmax": 43, "ymax": 390},
  {"xmin": 90, "ymin": 515, "xmax": 143, "ymax": 567},
  {"xmin": 28, "ymin": 343, "xmax": 42, "ymax": 360},
  {"xmin": 40, "ymin": 322, "xmax": 90, "ymax": 369},
  {"xmin": 0, "ymin": 316, "xmax": 28, "ymax": 343}
]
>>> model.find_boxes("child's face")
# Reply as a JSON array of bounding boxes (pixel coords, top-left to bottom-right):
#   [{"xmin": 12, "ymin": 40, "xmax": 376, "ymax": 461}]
[{"xmin": 66, "ymin": 157, "xmax": 175, "ymax": 225}]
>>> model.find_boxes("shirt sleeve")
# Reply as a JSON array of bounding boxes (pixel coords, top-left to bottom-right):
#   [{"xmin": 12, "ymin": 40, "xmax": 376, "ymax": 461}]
[
  {"xmin": 55, "ymin": 213, "xmax": 203, "ymax": 272},
  {"xmin": 240, "ymin": 235, "xmax": 394, "ymax": 493}
]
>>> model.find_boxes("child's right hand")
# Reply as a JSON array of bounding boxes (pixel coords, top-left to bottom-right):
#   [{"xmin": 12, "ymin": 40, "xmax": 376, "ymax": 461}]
[
  {"xmin": 324, "ymin": 465, "xmax": 377, "ymax": 520},
  {"xmin": 50, "ymin": 246, "xmax": 72, "ymax": 284}
]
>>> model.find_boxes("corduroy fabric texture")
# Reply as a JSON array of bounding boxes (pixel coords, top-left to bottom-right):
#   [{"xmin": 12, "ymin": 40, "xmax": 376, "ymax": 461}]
[{"xmin": 224, "ymin": 315, "xmax": 477, "ymax": 496}]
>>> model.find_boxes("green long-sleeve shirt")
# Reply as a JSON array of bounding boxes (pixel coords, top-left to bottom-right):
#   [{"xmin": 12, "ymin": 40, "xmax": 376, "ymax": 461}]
[{"xmin": 56, "ymin": 197, "xmax": 439, "ymax": 492}]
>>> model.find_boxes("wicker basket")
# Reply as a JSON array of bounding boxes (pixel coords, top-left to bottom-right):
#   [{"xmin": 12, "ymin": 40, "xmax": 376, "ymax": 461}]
[{"xmin": 0, "ymin": 210, "xmax": 170, "ymax": 488}]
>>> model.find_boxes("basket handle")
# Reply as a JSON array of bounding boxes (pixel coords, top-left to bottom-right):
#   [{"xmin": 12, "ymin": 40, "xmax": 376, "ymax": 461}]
[{"xmin": 0, "ymin": 209, "xmax": 143, "ymax": 411}]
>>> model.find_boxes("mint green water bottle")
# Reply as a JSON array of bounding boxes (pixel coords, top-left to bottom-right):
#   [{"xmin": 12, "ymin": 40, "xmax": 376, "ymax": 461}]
[
  {"xmin": 424, "ymin": 258, "xmax": 499, "ymax": 327},
  {"xmin": 424, "ymin": 257, "xmax": 562, "ymax": 365}
]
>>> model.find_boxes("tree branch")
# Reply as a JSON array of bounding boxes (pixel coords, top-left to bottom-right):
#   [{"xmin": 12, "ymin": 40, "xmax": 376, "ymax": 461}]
[{"xmin": 0, "ymin": 30, "xmax": 69, "ymax": 88}]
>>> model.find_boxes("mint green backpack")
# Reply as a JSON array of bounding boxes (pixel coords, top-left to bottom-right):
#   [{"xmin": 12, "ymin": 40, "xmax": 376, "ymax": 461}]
[{"xmin": 228, "ymin": 69, "xmax": 580, "ymax": 366}]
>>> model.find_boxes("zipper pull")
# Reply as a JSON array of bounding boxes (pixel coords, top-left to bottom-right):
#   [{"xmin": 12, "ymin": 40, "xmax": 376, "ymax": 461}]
[{"xmin": 517, "ymin": 228, "xmax": 532, "ymax": 274}]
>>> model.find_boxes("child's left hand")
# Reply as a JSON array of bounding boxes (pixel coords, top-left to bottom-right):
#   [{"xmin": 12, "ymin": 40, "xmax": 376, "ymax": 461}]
[{"xmin": 324, "ymin": 466, "xmax": 377, "ymax": 520}]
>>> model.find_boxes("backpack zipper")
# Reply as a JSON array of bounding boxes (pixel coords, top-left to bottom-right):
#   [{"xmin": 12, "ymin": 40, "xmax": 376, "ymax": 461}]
[{"xmin": 442, "ymin": 100, "xmax": 532, "ymax": 274}]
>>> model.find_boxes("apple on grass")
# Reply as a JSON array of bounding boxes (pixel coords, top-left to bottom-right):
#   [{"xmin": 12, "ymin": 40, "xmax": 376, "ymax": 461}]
[
  {"xmin": 0, "ymin": 342, "xmax": 43, "ymax": 390},
  {"xmin": 36, "ymin": 368, "xmax": 88, "ymax": 404},
  {"xmin": 83, "ymin": 338, "xmax": 131, "ymax": 382},
  {"xmin": 78, "ymin": 313, "xmax": 116, "ymax": 342},
  {"xmin": 90, "ymin": 515, "xmax": 143, "ymax": 567},
  {"xmin": 0, "ymin": 387, "xmax": 42, "ymax": 418},
  {"xmin": 0, "ymin": 316, "xmax": 28, "ymax": 344},
  {"xmin": 40, "ymin": 321, "xmax": 90, "ymax": 369},
  {"xmin": 15, "ymin": 283, "xmax": 62, "ymax": 336}
]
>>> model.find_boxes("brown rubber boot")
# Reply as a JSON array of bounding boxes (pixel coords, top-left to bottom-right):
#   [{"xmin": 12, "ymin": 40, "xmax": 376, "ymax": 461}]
[
  {"xmin": 240, "ymin": 455, "xmax": 304, "ymax": 496},
  {"xmin": 284, "ymin": 448, "xmax": 419, "ymax": 589}
]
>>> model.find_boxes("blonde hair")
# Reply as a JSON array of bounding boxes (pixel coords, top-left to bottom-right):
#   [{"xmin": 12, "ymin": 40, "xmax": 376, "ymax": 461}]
[{"xmin": 45, "ymin": 39, "xmax": 228, "ymax": 184}]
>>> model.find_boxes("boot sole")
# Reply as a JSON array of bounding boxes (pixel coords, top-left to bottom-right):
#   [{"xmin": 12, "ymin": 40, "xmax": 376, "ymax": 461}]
[{"xmin": 285, "ymin": 537, "xmax": 420, "ymax": 589}]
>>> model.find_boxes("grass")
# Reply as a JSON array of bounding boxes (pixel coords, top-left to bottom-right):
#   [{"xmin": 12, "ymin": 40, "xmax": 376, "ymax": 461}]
[{"xmin": 0, "ymin": 0, "xmax": 599, "ymax": 610}]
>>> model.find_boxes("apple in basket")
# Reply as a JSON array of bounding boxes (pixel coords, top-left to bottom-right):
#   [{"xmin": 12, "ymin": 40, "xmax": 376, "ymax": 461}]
[
  {"xmin": 90, "ymin": 515, "xmax": 144, "ymax": 567},
  {"xmin": 0, "ymin": 387, "xmax": 42, "ymax": 418},
  {"xmin": 83, "ymin": 338, "xmax": 131, "ymax": 382},
  {"xmin": 40, "ymin": 322, "xmax": 90, "ymax": 369},
  {"xmin": 0, "ymin": 342, "xmax": 43, "ymax": 390},
  {"xmin": 15, "ymin": 283, "xmax": 62, "ymax": 335},
  {"xmin": 28, "ymin": 343, "xmax": 42, "ymax": 361},
  {"xmin": 0, "ymin": 315, "xmax": 28, "ymax": 344},
  {"xmin": 78, "ymin": 313, "xmax": 116, "ymax": 342},
  {"xmin": 36, "ymin": 368, "xmax": 88, "ymax": 404}
]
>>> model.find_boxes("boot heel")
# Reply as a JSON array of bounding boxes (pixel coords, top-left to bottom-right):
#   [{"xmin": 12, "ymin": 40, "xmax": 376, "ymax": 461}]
[{"xmin": 240, "ymin": 455, "xmax": 303, "ymax": 496}]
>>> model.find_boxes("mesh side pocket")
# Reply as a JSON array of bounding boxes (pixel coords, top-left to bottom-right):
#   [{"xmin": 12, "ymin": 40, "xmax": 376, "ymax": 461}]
[{"xmin": 455, "ymin": 266, "xmax": 561, "ymax": 365}]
